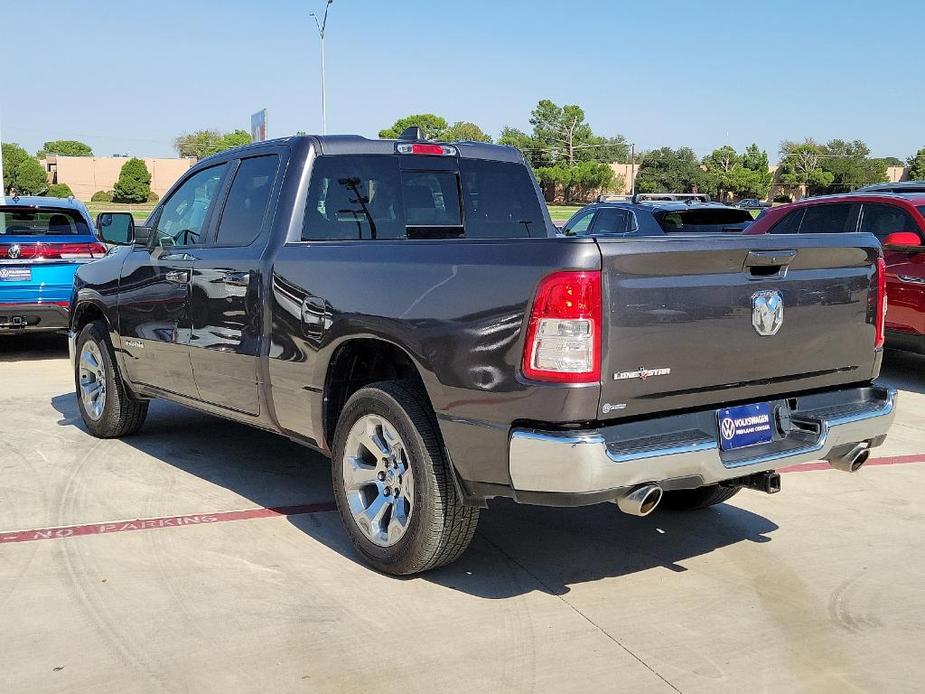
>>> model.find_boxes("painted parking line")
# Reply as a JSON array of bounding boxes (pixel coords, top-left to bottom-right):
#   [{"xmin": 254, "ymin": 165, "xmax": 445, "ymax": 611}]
[
  {"xmin": 779, "ymin": 453, "xmax": 925, "ymax": 473},
  {"xmin": 2, "ymin": 454, "xmax": 924, "ymax": 546},
  {"xmin": 0, "ymin": 501, "xmax": 336, "ymax": 545}
]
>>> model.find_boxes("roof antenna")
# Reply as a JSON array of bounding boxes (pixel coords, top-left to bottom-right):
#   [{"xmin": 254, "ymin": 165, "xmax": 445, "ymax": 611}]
[{"xmin": 398, "ymin": 126, "xmax": 424, "ymax": 141}]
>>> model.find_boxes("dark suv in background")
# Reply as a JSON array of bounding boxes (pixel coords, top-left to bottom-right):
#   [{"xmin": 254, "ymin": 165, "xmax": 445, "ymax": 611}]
[{"xmin": 561, "ymin": 194, "xmax": 754, "ymax": 236}]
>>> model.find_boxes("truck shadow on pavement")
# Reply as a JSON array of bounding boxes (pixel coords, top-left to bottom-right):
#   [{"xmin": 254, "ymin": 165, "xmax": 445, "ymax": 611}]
[
  {"xmin": 880, "ymin": 349, "xmax": 925, "ymax": 395},
  {"xmin": 0, "ymin": 333, "xmax": 69, "ymax": 362},
  {"xmin": 52, "ymin": 392, "xmax": 778, "ymax": 599}
]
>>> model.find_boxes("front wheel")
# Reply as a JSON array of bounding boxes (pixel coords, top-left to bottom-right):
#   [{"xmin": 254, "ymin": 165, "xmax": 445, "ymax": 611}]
[
  {"xmin": 659, "ymin": 484, "xmax": 740, "ymax": 511},
  {"xmin": 331, "ymin": 381, "xmax": 479, "ymax": 575},
  {"xmin": 75, "ymin": 321, "xmax": 149, "ymax": 438}
]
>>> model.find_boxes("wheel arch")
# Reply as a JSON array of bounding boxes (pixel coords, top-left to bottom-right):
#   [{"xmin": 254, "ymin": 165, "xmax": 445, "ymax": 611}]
[{"xmin": 321, "ymin": 337, "xmax": 432, "ymax": 452}]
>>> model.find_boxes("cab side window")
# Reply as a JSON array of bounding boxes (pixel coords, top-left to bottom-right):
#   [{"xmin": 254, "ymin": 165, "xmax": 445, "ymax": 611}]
[
  {"xmin": 859, "ymin": 203, "xmax": 921, "ymax": 241},
  {"xmin": 562, "ymin": 209, "xmax": 594, "ymax": 236},
  {"xmin": 153, "ymin": 164, "xmax": 228, "ymax": 248},
  {"xmin": 769, "ymin": 208, "xmax": 804, "ymax": 233},
  {"xmin": 214, "ymin": 156, "xmax": 279, "ymax": 247}
]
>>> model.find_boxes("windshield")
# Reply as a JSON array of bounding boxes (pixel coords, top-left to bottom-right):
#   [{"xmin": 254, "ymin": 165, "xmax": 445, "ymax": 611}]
[
  {"xmin": 0, "ymin": 208, "xmax": 90, "ymax": 236},
  {"xmin": 657, "ymin": 208, "xmax": 753, "ymax": 233}
]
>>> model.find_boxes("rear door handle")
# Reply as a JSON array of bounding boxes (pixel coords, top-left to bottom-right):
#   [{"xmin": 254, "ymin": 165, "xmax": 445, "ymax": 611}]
[
  {"xmin": 222, "ymin": 271, "xmax": 251, "ymax": 287},
  {"xmin": 165, "ymin": 269, "xmax": 189, "ymax": 284}
]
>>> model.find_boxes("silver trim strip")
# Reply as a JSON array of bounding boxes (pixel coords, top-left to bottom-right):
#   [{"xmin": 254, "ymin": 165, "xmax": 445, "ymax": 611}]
[{"xmin": 509, "ymin": 387, "xmax": 897, "ymax": 495}]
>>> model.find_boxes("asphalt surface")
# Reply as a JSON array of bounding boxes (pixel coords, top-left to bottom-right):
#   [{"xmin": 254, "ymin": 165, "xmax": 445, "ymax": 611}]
[{"xmin": 1, "ymin": 334, "xmax": 924, "ymax": 693}]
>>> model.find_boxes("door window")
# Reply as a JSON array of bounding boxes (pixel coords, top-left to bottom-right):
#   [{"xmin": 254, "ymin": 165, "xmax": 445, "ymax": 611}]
[
  {"xmin": 214, "ymin": 156, "xmax": 279, "ymax": 246},
  {"xmin": 153, "ymin": 164, "xmax": 228, "ymax": 248},
  {"xmin": 590, "ymin": 208, "xmax": 632, "ymax": 234},
  {"xmin": 797, "ymin": 203, "xmax": 858, "ymax": 233},
  {"xmin": 769, "ymin": 208, "xmax": 804, "ymax": 233},
  {"xmin": 562, "ymin": 209, "xmax": 594, "ymax": 236},
  {"xmin": 859, "ymin": 203, "xmax": 921, "ymax": 241}
]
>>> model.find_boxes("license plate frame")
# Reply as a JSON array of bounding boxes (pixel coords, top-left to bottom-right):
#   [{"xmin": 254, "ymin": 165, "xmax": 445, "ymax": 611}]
[
  {"xmin": 716, "ymin": 402, "xmax": 774, "ymax": 451},
  {"xmin": 0, "ymin": 267, "xmax": 32, "ymax": 282}
]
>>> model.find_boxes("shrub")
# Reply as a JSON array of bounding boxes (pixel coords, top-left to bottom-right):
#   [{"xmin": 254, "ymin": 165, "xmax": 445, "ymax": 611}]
[
  {"xmin": 46, "ymin": 183, "xmax": 74, "ymax": 198},
  {"xmin": 146, "ymin": 191, "xmax": 160, "ymax": 203},
  {"xmin": 112, "ymin": 158, "xmax": 151, "ymax": 203},
  {"xmin": 91, "ymin": 190, "xmax": 114, "ymax": 203}
]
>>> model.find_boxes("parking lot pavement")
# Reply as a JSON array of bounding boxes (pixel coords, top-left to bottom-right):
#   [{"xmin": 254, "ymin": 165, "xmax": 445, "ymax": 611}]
[{"xmin": 1, "ymin": 335, "xmax": 924, "ymax": 694}]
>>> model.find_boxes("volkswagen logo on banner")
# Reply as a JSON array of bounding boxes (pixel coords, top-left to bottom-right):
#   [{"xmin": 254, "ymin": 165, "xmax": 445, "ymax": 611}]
[
  {"xmin": 7, "ymin": 244, "xmax": 22, "ymax": 260},
  {"xmin": 752, "ymin": 290, "xmax": 783, "ymax": 336}
]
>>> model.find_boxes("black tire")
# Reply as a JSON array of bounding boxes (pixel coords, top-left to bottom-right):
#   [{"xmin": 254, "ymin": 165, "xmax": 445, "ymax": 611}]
[
  {"xmin": 660, "ymin": 484, "xmax": 741, "ymax": 511},
  {"xmin": 331, "ymin": 381, "xmax": 479, "ymax": 575},
  {"xmin": 74, "ymin": 320, "xmax": 149, "ymax": 438}
]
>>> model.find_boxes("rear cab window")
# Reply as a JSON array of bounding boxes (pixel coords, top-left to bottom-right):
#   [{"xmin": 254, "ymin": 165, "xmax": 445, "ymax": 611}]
[
  {"xmin": 302, "ymin": 154, "xmax": 546, "ymax": 240},
  {"xmin": 655, "ymin": 208, "xmax": 752, "ymax": 233},
  {"xmin": 0, "ymin": 208, "xmax": 91, "ymax": 236}
]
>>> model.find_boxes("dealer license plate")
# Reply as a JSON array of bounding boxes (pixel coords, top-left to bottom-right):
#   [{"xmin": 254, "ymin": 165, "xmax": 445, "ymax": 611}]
[
  {"xmin": 0, "ymin": 267, "xmax": 31, "ymax": 282},
  {"xmin": 716, "ymin": 402, "xmax": 774, "ymax": 451}
]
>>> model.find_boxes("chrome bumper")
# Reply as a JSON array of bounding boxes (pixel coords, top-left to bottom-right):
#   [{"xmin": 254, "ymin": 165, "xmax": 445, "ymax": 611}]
[{"xmin": 509, "ymin": 385, "xmax": 897, "ymax": 495}]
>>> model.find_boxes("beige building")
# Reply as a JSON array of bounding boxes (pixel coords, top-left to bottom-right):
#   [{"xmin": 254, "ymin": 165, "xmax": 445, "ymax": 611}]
[{"xmin": 44, "ymin": 156, "xmax": 195, "ymax": 201}]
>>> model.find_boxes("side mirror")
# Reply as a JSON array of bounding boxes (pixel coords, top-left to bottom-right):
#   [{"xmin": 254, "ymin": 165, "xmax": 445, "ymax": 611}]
[
  {"xmin": 882, "ymin": 231, "xmax": 922, "ymax": 249},
  {"xmin": 96, "ymin": 212, "xmax": 135, "ymax": 245}
]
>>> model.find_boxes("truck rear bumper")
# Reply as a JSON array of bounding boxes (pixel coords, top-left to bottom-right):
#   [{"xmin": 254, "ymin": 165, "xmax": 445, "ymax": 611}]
[{"xmin": 509, "ymin": 384, "xmax": 896, "ymax": 497}]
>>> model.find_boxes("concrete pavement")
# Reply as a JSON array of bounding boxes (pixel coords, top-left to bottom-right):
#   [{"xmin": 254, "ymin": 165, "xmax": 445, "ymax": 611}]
[{"xmin": 1, "ymin": 333, "xmax": 924, "ymax": 693}]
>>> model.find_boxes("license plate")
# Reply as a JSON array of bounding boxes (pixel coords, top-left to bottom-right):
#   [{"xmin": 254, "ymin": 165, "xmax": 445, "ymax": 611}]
[
  {"xmin": 717, "ymin": 402, "xmax": 774, "ymax": 451},
  {"xmin": 0, "ymin": 267, "xmax": 31, "ymax": 282}
]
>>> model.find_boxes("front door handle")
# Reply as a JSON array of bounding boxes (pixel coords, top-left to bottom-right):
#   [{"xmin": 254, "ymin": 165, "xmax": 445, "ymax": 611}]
[
  {"xmin": 165, "ymin": 269, "xmax": 189, "ymax": 284},
  {"xmin": 222, "ymin": 271, "xmax": 251, "ymax": 287}
]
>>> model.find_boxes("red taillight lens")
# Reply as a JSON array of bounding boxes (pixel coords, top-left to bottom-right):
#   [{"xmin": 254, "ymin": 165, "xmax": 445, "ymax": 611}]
[
  {"xmin": 18, "ymin": 242, "xmax": 107, "ymax": 260},
  {"xmin": 875, "ymin": 256, "xmax": 887, "ymax": 349},
  {"xmin": 522, "ymin": 271, "xmax": 602, "ymax": 383}
]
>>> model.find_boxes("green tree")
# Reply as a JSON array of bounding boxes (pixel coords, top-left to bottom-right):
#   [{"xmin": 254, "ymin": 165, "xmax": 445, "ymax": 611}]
[
  {"xmin": 820, "ymin": 139, "xmax": 886, "ymax": 192},
  {"xmin": 174, "ymin": 129, "xmax": 223, "ymax": 158},
  {"xmin": 879, "ymin": 156, "xmax": 904, "ymax": 167},
  {"xmin": 45, "ymin": 183, "xmax": 74, "ymax": 198},
  {"xmin": 112, "ymin": 158, "xmax": 151, "ymax": 203},
  {"xmin": 216, "ymin": 129, "xmax": 252, "ymax": 152},
  {"xmin": 36, "ymin": 140, "xmax": 93, "ymax": 159},
  {"xmin": 2, "ymin": 143, "xmax": 48, "ymax": 195},
  {"xmin": 701, "ymin": 144, "xmax": 772, "ymax": 200},
  {"xmin": 907, "ymin": 147, "xmax": 925, "ymax": 179},
  {"xmin": 443, "ymin": 121, "xmax": 492, "ymax": 143},
  {"xmin": 529, "ymin": 99, "xmax": 595, "ymax": 164},
  {"xmin": 778, "ymin": 140, "xmax": 835, "ymax": 195},
  {"xmin": 535, "ymin": 160, "xmax": 615, "ymax": 202},
  {"xmin": 635, "ymin": 147, "xmax": 704, "ymax": 194},
  {"xmin": 378, "ymin": 114, "xmax": 448, "ymax": 140}
]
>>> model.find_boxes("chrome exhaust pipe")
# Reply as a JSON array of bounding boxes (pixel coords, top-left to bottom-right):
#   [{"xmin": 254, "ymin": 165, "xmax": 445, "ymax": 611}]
[
  {"xmin": 827, "ymin": 444, "xmax": 871, "ymax": 473},
  {"xmin": 616, "ymin": 484, "xmax": 663, "ymax": 516}
]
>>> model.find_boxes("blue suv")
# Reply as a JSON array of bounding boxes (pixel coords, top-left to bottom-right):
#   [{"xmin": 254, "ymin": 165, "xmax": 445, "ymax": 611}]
[{"xmin": 1, "ymin": 196, "xmax": 104, "ymax": 334}]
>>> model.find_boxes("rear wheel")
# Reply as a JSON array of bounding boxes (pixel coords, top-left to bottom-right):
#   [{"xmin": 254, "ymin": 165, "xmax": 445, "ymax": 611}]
[
  {"xmin": 332, "ymin": 381, "xmax": 479, "ymax": 575},
  {"xmin": 660, "ymin": 484, "xmax": 740, "ymax": 511},
  {"xmin": 75, "ymin": 321, "xmax": 148, "ymax": 438}
]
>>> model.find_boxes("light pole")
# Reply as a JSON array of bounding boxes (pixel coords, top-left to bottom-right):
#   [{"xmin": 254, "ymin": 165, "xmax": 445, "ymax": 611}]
[
  {"xmin": 310, "ymin": 0, "xmax": 334, "ymax": 135},
  {"xmin": 0, "ymin": 109, "xmax": 5, "ymax": 195}
]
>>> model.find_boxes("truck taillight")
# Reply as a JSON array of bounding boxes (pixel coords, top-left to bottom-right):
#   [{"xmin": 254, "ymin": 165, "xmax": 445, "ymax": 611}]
[
  {"xmin": 522, "ymin": 271, "xmax": 602, "ymax": 383},
  {"xmin": 875, "ymin": 257, "xmax": 887, "ymax": 349}
]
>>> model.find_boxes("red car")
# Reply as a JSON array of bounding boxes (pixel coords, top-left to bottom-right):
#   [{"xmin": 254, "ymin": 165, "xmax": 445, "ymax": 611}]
[{"xmin": 745, "ymin": 192, "xmax": 925, "ymax": 352}]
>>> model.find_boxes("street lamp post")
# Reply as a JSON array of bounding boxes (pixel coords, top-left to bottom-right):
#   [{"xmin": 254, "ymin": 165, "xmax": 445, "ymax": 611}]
[{"xmin": 310, "ymin": 0, "xmax": 334, "ymax": 135}]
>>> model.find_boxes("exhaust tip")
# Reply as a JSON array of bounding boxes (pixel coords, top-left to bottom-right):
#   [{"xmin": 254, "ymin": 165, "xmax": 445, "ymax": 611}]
[
  {"xmin": 827, "ymin": 444, "xmax": 871, "ymax": 473},
  {"xmin": 616, "ymin": 484, "xmax": 663, "ymax": 517}
]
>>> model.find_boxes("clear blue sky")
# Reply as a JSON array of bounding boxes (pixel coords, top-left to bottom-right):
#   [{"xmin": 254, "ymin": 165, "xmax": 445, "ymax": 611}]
[{"xmin": 3, "ymin": 0, "xmax": 923, "ymax": 161}]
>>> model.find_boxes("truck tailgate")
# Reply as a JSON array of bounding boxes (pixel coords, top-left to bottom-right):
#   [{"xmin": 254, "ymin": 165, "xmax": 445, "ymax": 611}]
[{"xmin": 596, "ymin": 233, "xmax": 881, "ymax": 420}]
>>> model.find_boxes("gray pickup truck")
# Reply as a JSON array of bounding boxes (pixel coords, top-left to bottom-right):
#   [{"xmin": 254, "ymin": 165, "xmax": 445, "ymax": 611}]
[{"xmin": 71, "ymin": 133, "xmax": 895, "ymax": 575}]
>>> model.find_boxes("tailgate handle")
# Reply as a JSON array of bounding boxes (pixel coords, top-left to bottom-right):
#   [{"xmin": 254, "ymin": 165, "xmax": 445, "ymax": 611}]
[{"xmin": 745, "ymin": 250, "xmax": 796, "ymax": 277}]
